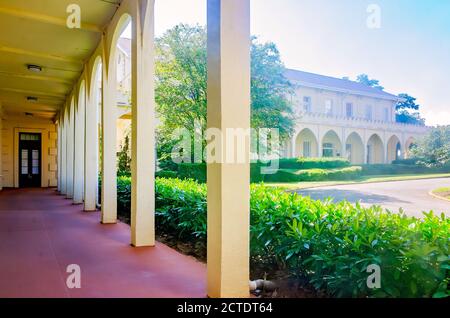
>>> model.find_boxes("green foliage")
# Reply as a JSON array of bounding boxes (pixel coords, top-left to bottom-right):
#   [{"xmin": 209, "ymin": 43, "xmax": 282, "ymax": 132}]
[
  {"xmin": 355, "ymin": 74, "xmax": 384, "ymax": 91},
  {"xmin": 410, "ymin": 125, "xmax": 450, "ymax": 167},
  {"xmin": 178, "ymin": 163, "xmax": 207, "ymax": 183},
  {"xmin": 116, "ymin": 177, "xmax": 449, "ymax": 298},
  {"xmin": 156, "ymin": 170, "xmax": 178, "ymax": 179},
  {"xmin": 396, "ymin": 93, "xmax": 425, "ymax": 125},
  {"xmin": 391, "ymin": 158, "xmax": 419, "ymax": 166},
  {"xmin": 361, "ymin": 164, "xmax": 450, "ymax": 176},
  {"xmin": 155, "ymin": 24, "xmax": 295, "ymax": 162},
  {"xmin": 278, "ymin": 157, "xmax": 351, "ymax": 170},
  {"xmin": 264, "ymin": 166, "xmax": 362, "ymax": 182},
  {"xmin": 117, "ymin": 133, "xmax": 131, "ymax": 177}
]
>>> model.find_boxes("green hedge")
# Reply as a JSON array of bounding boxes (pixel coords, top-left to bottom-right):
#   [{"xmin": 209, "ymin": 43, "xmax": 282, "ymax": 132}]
[
  {"xmin": 278, "ymin": 157, "xmax": 351, "ymax": 169},
  {"xmin": 361, "ymin": 164, "xmax": 450, "ymax": 176},
  {"xmin": 264, "ymin": 166, "xmax": 362, "ymax": 182},
  {"xmin": 117, "ymin": 177, "xmax": 449, "ymax": 298},
  {"xmin": 176, "ymin": 159, "xmax": 355, "ymax": 183}
]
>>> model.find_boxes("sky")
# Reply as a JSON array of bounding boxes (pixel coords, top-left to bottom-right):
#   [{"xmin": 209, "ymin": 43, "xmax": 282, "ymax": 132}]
[{"xmin": 123, "ymin": 0, "xmax": 450, "ymax": 126}]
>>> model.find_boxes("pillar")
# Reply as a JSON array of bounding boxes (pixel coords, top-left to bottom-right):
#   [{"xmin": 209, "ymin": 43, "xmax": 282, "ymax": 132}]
[
  {"xmin": 0, "ymin": 102, "xmax": 3, "ymax": 191},
  {"xmin": 291, "ymin": 134, "xmax": 297, "ymax": 158},
  {"xmin": 61, "ymin": 111, "xmax": 67, "ymax": 195},
  {"xmin": 206, "ymin": 0, "xmax": 251, "ymax": 298},
  {"xmin": 66, "ymin": 100, "xmax": 75, "ymax": 199},
  {"xmin": 57, "ymin": 121, "xmax": 61, "ymax": 192},
  {"xmin": 73, "ymin": 87, "xmax": 86, "ymax": 204},
  {"xmin": 84, "ymin": 81, "xmax": 99, "ymax": 211},
  {"xmin": 130, "ymin": 0, "xmax": 156, "ymax": 247},
  {"xmin": 101, "ymin": 45, "xmax": 117, "ymax": 224}
]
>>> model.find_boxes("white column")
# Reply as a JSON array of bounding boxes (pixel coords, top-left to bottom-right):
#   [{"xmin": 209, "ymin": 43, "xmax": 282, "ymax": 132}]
[
  {"xmin": 73, "ymin": 89, "xmax": 85, "ymax": 204},
  {"xmin": 0, "ymin": 102, "xmax": 3, "ymax": 191},
  {"xmin": 130, "ymin": 0, "xmax": 156, "ymax": 247},
  {"xmin": 101, "ymin": 52, "xmax": 117, "ymax": 223},
  {"xmin": 60, "ymin": 111, "xmax": 67, "ymax": 195},
  {"xmin": 84, "ymin": 84, "xmax": 99, "ymax": 211},
  {"xmin": 207, "ymin": 0, "xmax": 251, "ymax": 298},
  {"xmin": 66, "ymin": 100, "xmax": 75, "ymax": 199},
  {"xmin": 57, "ymin": 121, "xmax": 61, "ymax": 192},
  {"xmin": 291, "ymin": 134, "xmax": 297, "ymax": 158}
]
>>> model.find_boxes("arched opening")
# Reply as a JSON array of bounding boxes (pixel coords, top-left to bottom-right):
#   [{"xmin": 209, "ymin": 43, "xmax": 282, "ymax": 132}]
[
  {"xmin": 345, "ymin": 132, "xmax": 364, "ymax": 164},
  {"xmin": 295, "ymin": 128, "xmax": 318, "ymax": 158},
  {"xmin": 114, "ymin": 17, "xmax": 132, "ymax": 177},
  {"xmin": 405, "ymin": 137, "xmax": 416, "ymax": 159},
  {"xmin": 322, "ymin": 130, "xmax": 342, "ymax": 158},
  {"xmin": 367, "ymin": 134, "xmax": 384, "ymax": 164},
  {"xmin": 387, "ymin": 135, "xmax": 402, "ymax": 163}
]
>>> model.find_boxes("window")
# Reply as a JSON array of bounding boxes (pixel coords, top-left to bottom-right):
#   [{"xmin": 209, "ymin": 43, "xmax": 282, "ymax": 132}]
[
  {"xmin": 303, "ymin": 141, "xmax": 311, "ymax": 157},
  {"xmin": 323, "ymin": 143, "xmax": 334, "ymax": 157},
  {"xmin": 365, "ymin": 105, "xmax": 373, "ymax": 120},
  {"xmin": 383, "ymin": 108, "xmax": 389, "ymax": 122},
  {"xmin": 325, "ymin": 99, "xmax": 333, "ymax": 116},
  {"xmin": 303, "ymin": 96, "xmax": 312, "ymax": 112},
  {"xmin": 346, "ymin": 144, "xmax": 352, "ymax": 160},
  {"xmin": 345, "ymin": 103, "xmax": 353, "ymax": 118}
]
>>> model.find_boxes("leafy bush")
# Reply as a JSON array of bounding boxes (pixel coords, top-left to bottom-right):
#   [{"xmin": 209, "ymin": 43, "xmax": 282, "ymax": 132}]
[
  {"xmin": 156, "ymin": 170, "xmax": 178, "ymax": 179},
  {"xmin": 361, "ymin": 164, "xmax": 450, "ymax": 176},
  {"xmin": 116, "ymin": 176, "xmax": 449, "ymax": 298},
  {"xmin": 264, "ymin": 166, "xmax": 362, "ymax": 182},
  {"xmin": 178, "ymin": 163, "xmax": 207, "ymax": 183},
  {"xmin": 278, "ymin": 157, "xmax": 351, "ymax": 170},
  {"xmin": 392, "ymin": 158, "xmax": 419, "ymax": 165}
]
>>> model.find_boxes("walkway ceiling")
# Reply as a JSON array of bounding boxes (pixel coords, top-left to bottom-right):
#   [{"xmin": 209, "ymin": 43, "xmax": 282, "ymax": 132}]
[{"xmin": 0, "ymin": 0, "xmax": 121, "ymax": 120}]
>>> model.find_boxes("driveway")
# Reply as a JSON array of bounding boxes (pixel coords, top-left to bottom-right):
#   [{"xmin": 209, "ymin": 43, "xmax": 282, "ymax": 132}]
[{"xmin": 294, "ymin": 178, "xmax": 450, "ymax": 218}]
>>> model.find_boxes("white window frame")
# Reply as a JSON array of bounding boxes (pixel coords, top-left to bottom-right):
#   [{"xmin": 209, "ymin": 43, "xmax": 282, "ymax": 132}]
[
  {"xmin": 345, "ymin": 103, "xmax": 353, "ymax": 118},
  {"xmin": 303, "ymin": 96, "xmax": 312, "ymax": 112},
  {"xmin": 325, "ymin": 99, "xmax": 333, "ymax": 116}
]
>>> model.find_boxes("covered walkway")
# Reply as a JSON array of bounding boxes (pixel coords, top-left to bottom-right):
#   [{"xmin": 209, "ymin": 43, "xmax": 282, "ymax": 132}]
[{"xmin": 0, "ymin": 188, "xmax": 206, "ymax": 298}]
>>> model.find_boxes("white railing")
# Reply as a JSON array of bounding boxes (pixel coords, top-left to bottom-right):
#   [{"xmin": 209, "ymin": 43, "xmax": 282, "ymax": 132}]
[{"xmin": 296, "ymin": 111, "xmax": 429, "ymax": 133}]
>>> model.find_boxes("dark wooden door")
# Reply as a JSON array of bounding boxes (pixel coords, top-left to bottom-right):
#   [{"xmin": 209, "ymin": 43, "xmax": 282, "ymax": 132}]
[{"xmin": 19, "ymin": 133, "xmax": 42, "ymax": 188}]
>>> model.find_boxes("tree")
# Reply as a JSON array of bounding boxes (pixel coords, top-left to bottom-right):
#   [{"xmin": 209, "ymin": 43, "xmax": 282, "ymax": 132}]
[
  {"xmin": 395, "ymin": 93, "xmax": 425, "ymax": 125},
  {"xmin": 117, "ymin": 131, "xmax": 131, "ymax": 176},
  {"xmin": 410, "ymin": 125, "xmax": 450, "ymax": 166},
  {"xmin": 356, "ymin": 74, "xmax": 384, "ymax": 90},
  {"xmin": 155, "ymin": 24, "xmax": 295, "ymax": 162}
]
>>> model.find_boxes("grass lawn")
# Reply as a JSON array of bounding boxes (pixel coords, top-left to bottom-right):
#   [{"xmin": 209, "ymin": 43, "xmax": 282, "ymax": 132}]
[
  {"xmin": 432, "ymin": 187, "xmax": 450, "ymax": 200},
  {"xmin": 265, "ymin": 173, "xmax": 450, "ymax": 190}
]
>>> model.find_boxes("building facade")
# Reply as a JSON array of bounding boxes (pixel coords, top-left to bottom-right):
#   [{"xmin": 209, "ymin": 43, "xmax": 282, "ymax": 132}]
[{"xmin": 283, "ymin": 69, "xmax": 428, "ymax": 164}]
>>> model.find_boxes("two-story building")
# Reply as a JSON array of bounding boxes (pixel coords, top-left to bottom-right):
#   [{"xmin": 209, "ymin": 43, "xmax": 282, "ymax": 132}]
[{"xmin": 283, "ymin": 69, "xmax": 428, "ymax": 164}]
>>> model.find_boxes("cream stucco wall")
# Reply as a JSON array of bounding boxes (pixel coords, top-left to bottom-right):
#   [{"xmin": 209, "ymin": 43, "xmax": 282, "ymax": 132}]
[
  {"xmin": 291, "ymin": 85, "xmax": 396, "ymax": 122},
  {"xmin": 1, "ymin": 114, "xmax": 57, "ymax": 188}
]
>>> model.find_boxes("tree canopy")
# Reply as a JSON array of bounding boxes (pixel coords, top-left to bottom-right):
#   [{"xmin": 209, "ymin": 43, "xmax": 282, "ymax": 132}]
[
  {"xmin": 410, "ymin": 125, "xmax": 450, "ymax": 166},
  {"xmin": 348, "ymin": 74, "xmax": 425, "ymax": 125},
  {"xmin": 155, "ymin": 24, "xmax": 295, "ymax": 150}
]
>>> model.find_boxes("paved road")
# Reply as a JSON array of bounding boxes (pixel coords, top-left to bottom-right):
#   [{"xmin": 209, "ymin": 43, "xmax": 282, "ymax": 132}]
[{"xmin": 294, "ymin": 178, "xmax": 450, "ymax": 218}]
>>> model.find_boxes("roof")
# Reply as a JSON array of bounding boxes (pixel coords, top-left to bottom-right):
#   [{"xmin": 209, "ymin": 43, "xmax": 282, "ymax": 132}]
[{"xmin": 285, "ymin": 69, "xmax": 400, "ymax": 101}]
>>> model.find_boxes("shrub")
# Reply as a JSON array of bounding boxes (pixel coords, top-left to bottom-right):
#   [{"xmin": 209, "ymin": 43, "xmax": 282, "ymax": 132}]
[
  {"xmin": 264, "ymin": 166, "xmax": 362, "ymax": 182},
  {"xmin": 116, "ymin": 177, "xmax": 449, "ymax": 298},
  {"xmin": 392, "ymin": 158, "xmax": 419, "ymax": 165},
  {"xmin": 361, "ymin": 164, "xmax": 450, "ymax": 176},
  {"xmin": 278, "ymin": 157, "xmax": 351, "ymax": 170},
  {"xmin": 178, "ymin": 163, "xmax": 207, "ymax": 183},
  {"xmin": 156, "ymin": 170, "xmax": 178, "ymax": 179}
]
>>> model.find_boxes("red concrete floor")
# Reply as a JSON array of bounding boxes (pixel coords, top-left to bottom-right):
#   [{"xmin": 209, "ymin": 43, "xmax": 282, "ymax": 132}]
[{"xmin": 0, "ymin": 188, "xmax": 206, "ymax": 298}]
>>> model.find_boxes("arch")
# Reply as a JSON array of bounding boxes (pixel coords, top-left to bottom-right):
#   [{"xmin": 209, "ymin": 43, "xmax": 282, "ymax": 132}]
[
  {"xmin": 322, "ymin": 130, "xmax": 343, "ymax": 158},
  {"xmin": 387, "ymin": 134, "xmax": 402, "ymax": 163},
  {"xmin": 345, "ymin": 132, "xmax": 364, "ymax": 164},
  {"xmin": 108, "ymin": 14, "xmax": 132, "ymax": 77},
  {"xmin": 295, "ymin": 128, "xmax": 318, "ymax": 158},
  {"xmin": 367, "ymin": 134, "xmax": 385, "ymax": 164},
  {"xmin": 405, "ymin": 137, "xmax": 416, "ymax": 159}
]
